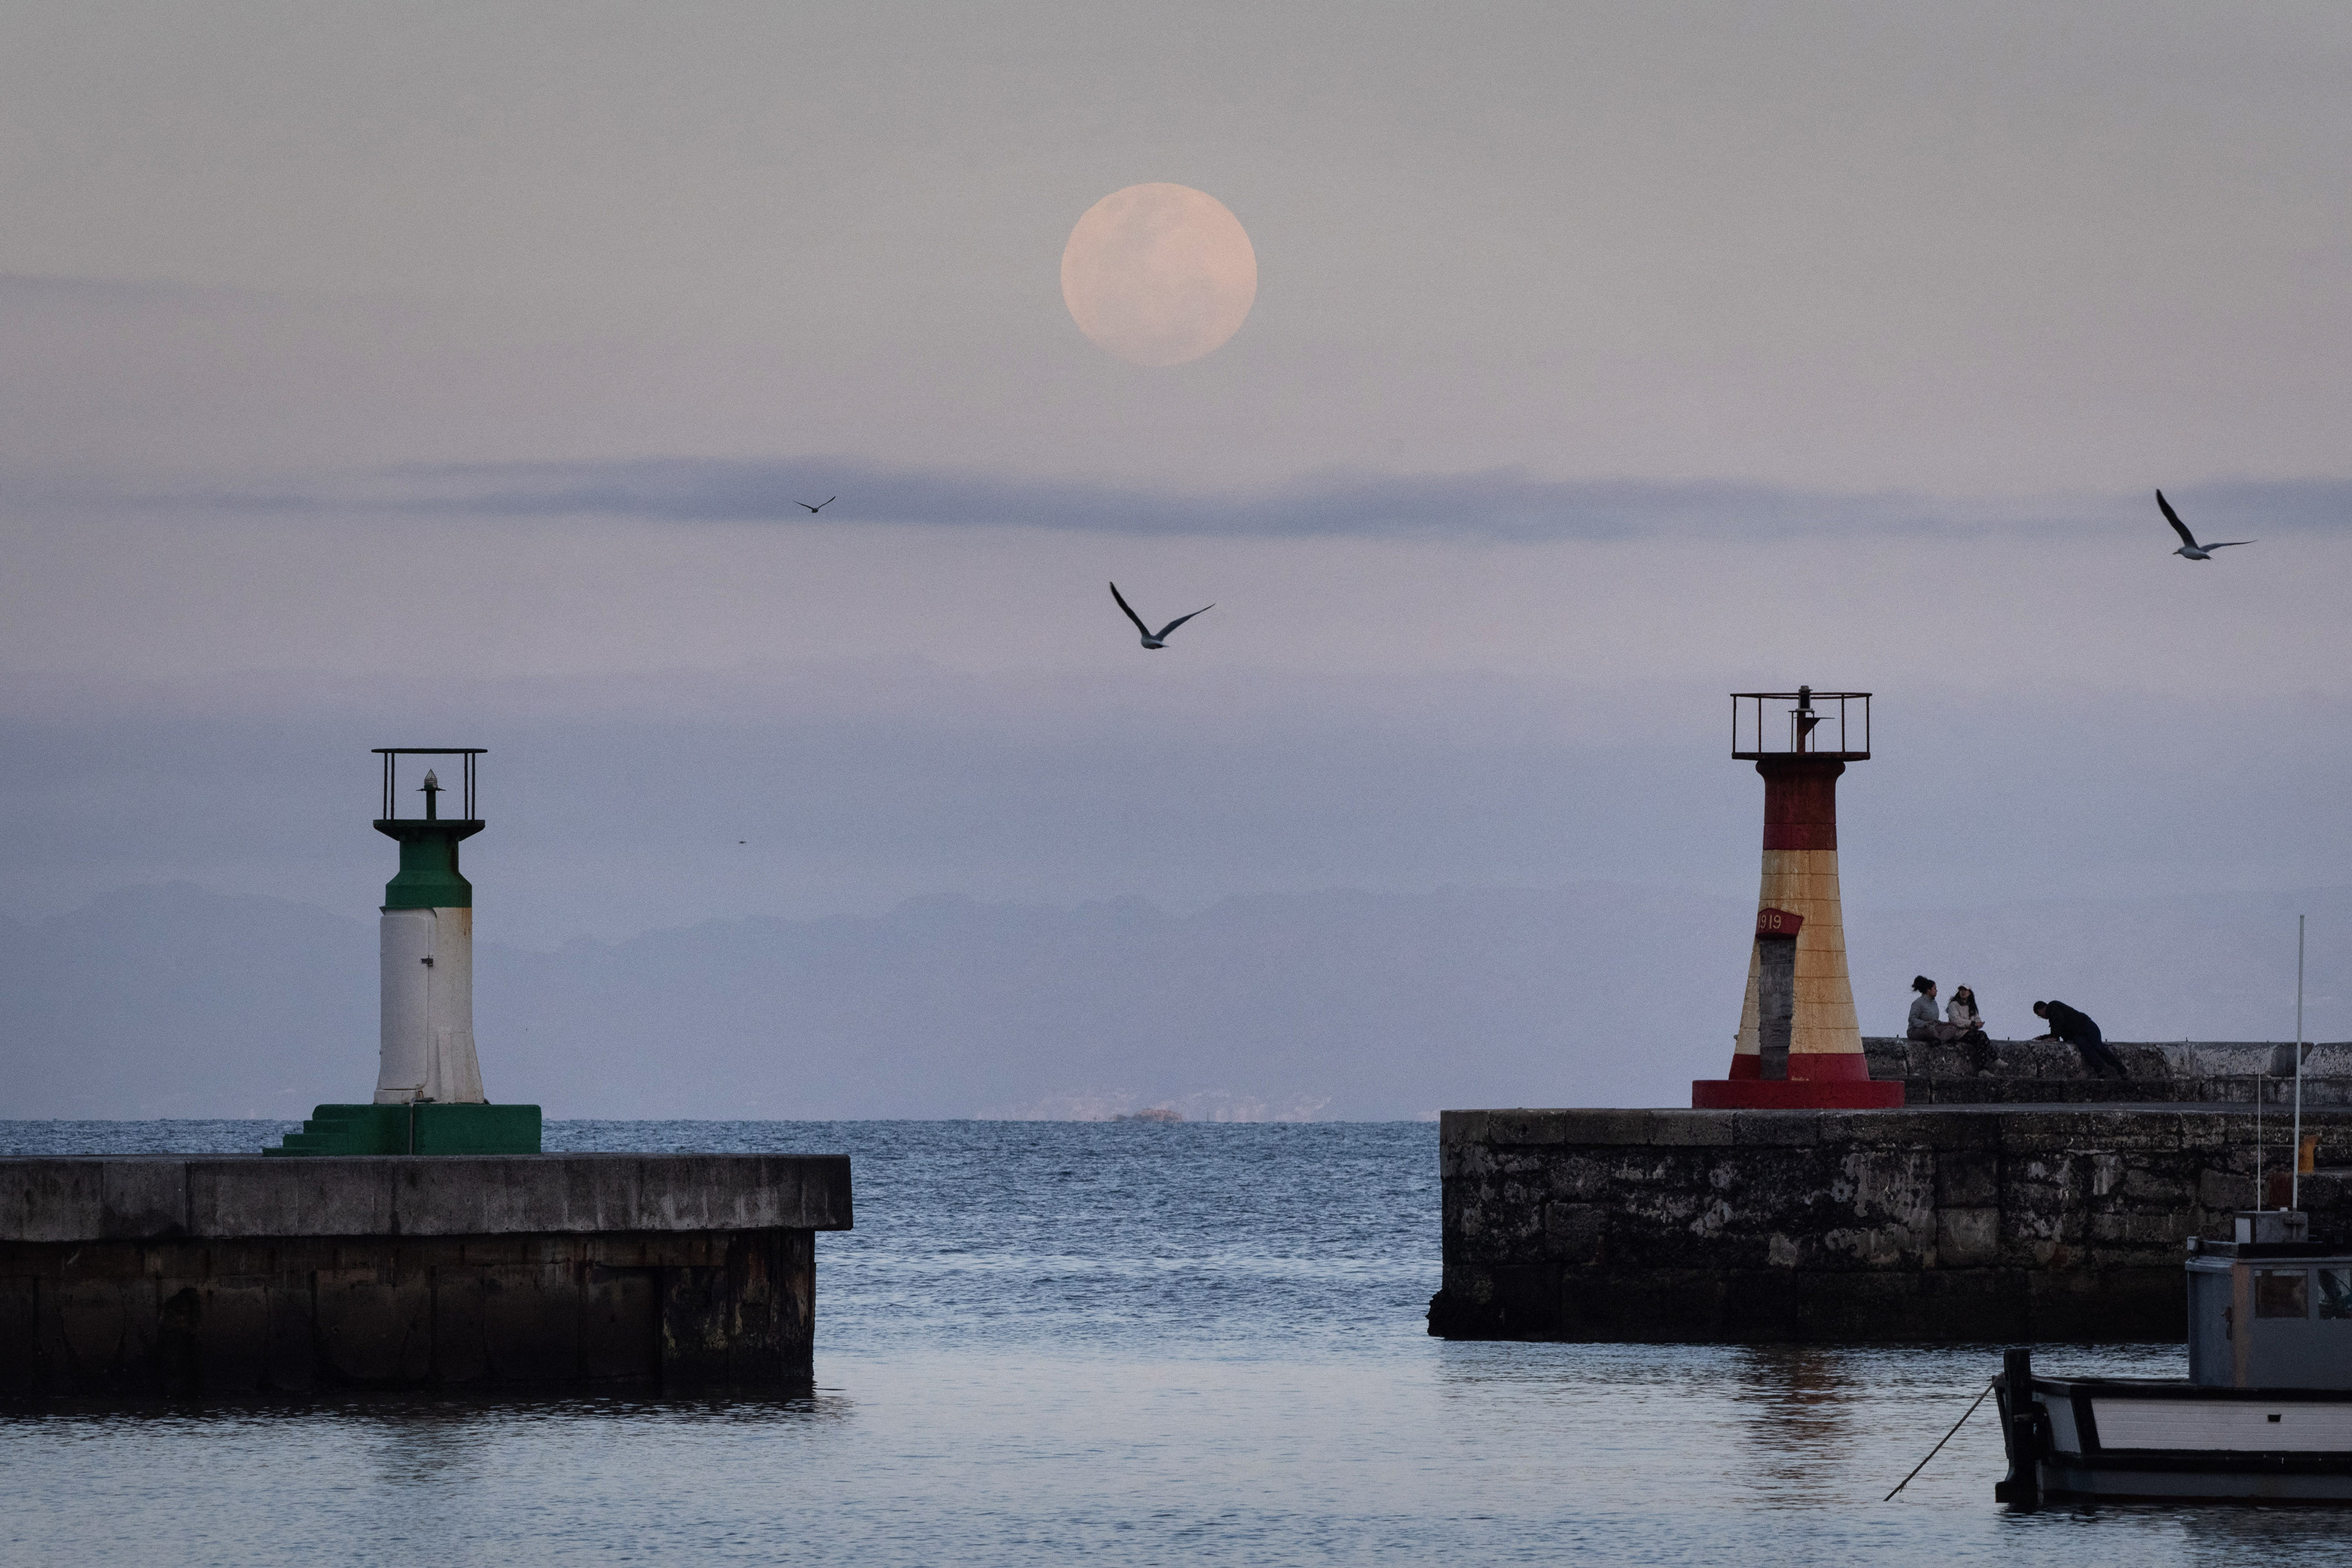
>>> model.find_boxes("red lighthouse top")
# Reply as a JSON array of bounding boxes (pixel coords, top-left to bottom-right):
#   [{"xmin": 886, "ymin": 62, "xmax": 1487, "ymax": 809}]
[{"xmin": 1731, "ymin": 688, "xmax": 1869, "ymax": 761}]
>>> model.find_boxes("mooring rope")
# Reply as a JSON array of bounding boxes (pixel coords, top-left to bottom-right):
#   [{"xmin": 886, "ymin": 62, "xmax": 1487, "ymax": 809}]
[{"xmin": 1883, "ymin": 1377, "xmax": 1998, "ymax": 1501}]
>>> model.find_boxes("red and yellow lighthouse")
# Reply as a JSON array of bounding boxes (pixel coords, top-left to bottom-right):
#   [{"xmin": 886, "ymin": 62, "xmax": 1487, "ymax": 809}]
[{"xmin": 1692, "ymin": 688, "xmax": 1903, "ymax": 1110}]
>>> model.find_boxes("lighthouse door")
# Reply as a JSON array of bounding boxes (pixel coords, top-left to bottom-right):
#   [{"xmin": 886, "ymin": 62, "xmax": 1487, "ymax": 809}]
[
  {"xmin": 1757, "ymin": 934, "xmax": 1797, "ymax": 1080},
  {"xmin": 376, "ymin": 905, "xmax": 436, "ymax": 1102}
]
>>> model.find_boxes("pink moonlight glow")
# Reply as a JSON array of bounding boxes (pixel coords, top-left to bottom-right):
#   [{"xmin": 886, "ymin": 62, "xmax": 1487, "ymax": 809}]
[{"xmin": 1060, "ymin": 184, "xmax": 1257, "ymax": 366}]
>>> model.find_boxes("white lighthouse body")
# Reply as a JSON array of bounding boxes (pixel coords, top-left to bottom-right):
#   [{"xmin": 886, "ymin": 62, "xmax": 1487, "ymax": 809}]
[
  {"xmin": 375, "ymin": 905, "xmax": 484, "ymax": 1105},
  {"xmin": 371, "ymin": 764, "xmax": 490, "ymax": 1106}
]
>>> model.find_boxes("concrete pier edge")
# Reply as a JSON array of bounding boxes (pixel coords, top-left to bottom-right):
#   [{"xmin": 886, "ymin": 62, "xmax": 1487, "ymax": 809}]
[{"xmin": 1, "ymin": 1153, "xmax": 851, "ymax": 1396}]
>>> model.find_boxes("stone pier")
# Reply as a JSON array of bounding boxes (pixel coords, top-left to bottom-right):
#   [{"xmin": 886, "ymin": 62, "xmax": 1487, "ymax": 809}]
[
  {"xmin": 1431, "ymin": 1101, "xmax": 2352, "ymax": 1343},
  {"xmin": 1868, "ymin": 1036, "xmax": 2352, "ymax": 1106},
  {"xmin": 0, "ymin": 1153, "xmax": 851, "ymax": 1396}
]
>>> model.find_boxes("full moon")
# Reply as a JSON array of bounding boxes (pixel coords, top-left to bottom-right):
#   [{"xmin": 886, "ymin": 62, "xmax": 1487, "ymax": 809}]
[{"xmin": 1060, "ymin": 184, "xmax": 1257, "ymax": 367}]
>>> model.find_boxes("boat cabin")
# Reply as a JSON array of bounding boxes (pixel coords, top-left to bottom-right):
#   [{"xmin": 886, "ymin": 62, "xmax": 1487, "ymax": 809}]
[{"xmin": 2188, "ymin": 1210, "xmax": 2352, "ymax": 1389}]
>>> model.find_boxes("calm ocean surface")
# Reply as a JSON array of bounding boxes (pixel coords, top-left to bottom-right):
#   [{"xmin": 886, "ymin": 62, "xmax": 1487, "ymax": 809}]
[{"xmin": 5, "ymin": 1119, "xmax": 2350, "ymax": 1566}]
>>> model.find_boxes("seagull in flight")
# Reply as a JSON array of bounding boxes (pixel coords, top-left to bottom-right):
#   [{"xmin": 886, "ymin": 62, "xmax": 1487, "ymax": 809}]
[
  {"xmin": 798, "ymin": 496, "xmax": 835, "ymax": 514},
  {"xmin": 1109, "ymin": 581, "xmax": 1213, "ymax": 650},
  {"xmin": 2157, "ymin": 490, "xmax": 2252, "ymax": 561}
]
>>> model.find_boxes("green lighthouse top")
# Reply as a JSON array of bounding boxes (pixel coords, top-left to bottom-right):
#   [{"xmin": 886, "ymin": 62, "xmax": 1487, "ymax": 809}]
[{"xmin": 372, "ymin": 748, "xmax": 485, "ymax": 910}]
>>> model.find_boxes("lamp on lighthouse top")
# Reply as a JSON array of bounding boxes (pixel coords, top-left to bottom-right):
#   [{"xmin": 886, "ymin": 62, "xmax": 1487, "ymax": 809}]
[
  {"xmin": 1731, "ymin": 686, "xmax": 1869, "ymax": 761},
  {"xmin": 374, "ymin": 747, "xmax": 485, "ymax": 911},
  {"xmin": 377, "ymin": 748, "xmax": 484, "ymax": 825}
]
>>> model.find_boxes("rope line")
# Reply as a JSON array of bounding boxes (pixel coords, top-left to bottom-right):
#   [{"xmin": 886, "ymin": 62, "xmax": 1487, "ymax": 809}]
[{"xmin": 1884, "ymin": 1377, "xmax": 1998, "ymax": 1502}]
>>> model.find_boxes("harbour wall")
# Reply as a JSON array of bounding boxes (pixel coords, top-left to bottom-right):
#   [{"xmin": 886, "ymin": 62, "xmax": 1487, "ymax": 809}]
[
  {"xmin": 1431, "ymin": 1102, "xmax": 2352, "ymax": 1344},
  {"xmin": 1869, "ymin": 1037, "xmax": 2352, "ymax": 1106},
  {"xmin": 0, "ymin": 1153, "xmax": 851, "ymax": 1396}
]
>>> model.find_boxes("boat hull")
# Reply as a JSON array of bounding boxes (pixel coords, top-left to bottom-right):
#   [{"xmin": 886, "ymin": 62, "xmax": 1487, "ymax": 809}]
[{"xmin": 2002, "ymin": 1376, "xmax": 2352, "ymax": 1505}]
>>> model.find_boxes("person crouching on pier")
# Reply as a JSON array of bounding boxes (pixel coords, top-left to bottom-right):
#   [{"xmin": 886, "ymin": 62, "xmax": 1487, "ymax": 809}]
[
  {"xmin": 2034, "ymin": 998, "xmax": 2127, "ymax": 1080},
  {"xmin": 1908, "ymin": 976, "xmax": 1968, "ymax": 1042},
  {"xmin": 1947, "ymin": 984, "xmax": 1990, "ymax": 1045}
]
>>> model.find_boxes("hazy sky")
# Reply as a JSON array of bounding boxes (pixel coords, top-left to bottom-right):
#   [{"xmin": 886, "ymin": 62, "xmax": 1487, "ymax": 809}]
[
  {"xmin": 8, "ymin": 2, "xmax": 2352, "ymax": 489},
  {"xmin": 3, "ymin": 1, "xmax": 2349, "ymax": 1004}
]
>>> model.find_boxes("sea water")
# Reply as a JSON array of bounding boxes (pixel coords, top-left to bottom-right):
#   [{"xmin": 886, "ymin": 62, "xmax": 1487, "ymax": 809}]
[{"xmin": 5, "ymin": 1119, "xmax": 2349, "ymax": 1566}]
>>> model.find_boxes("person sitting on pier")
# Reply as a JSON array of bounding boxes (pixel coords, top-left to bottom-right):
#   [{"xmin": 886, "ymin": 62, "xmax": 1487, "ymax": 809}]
[
  {"xmin": 2033, "ymin": 998, "xmax": 2127, "ymax": 1079},
  {"xmin": 1947, "ymin": 984, "xmax": 1990, "ymax": 1045},
  {"xmin": 1908, "ymin": 976, "xmax": 1968, "ymax": 1042}
]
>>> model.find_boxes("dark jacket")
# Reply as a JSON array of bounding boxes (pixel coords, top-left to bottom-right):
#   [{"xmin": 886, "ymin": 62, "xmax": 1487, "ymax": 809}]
[{"xmin": 2043, "ymin": 1000, "xmax": 2101, "ymax": 1045}]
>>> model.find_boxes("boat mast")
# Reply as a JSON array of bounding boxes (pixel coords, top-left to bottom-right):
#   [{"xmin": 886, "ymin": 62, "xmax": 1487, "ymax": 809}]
[{"xmin": 2295, "ymin": 914, "xmax": 2307, "ymax": 1210}]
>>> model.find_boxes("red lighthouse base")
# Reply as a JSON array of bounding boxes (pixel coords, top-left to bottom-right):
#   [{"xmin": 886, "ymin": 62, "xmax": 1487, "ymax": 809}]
[{"xmin": 1691, "ymin": 1078, "xmax": 1905, "ymax": 1109}]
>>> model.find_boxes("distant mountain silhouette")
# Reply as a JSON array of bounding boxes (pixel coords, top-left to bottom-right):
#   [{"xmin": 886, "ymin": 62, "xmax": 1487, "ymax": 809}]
[
  {"xmin": 469, "ymin": 884, "xmax": 1761, "ymax": 1119},
  {"xmin": 0, "ymin": 882, "xmax": 375, "ymax": 1119},
  {"xmin": 2, "ymin": 882, "xmax": 2345, "ymax": 1120}
]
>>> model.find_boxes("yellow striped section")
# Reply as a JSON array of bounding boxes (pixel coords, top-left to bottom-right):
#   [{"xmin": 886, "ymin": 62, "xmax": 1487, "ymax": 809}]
[{"xmin": 1734, "ymin": 846, "xmax": 1863, "ymax": 1061}]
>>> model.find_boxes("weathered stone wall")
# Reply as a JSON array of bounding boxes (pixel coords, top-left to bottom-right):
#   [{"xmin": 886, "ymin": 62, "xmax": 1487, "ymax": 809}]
[
  {"xmin": 1432, "ymin": 1106, "xmax": 2352, "ymax": 1344},
  {"xmin": 1867, "ymin": 1037, "xmax": 2352, "ymax": 1106},
  {"xmin": 0, "ymin": 1154, "xmax": 850, "ymax": 1396}
]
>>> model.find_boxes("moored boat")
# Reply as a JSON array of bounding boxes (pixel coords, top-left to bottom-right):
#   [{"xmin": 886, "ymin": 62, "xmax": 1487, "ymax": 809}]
[{"xmin": 1998, "ymin": 1210, "xmax": 2352, "ymax": 1506}]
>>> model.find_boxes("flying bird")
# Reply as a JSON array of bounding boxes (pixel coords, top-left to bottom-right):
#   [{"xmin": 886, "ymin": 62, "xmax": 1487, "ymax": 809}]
[
  {"xmin": 2157, "ymin": 490, "xmax": 2252, "ymax": 560},
  {"xmin": 798, "ymin": 497, "xmax": 836, "ymax": 514},
  {"xmin": 1109, "ymin": 581, "xmax": 1213, "ymax": 650}
]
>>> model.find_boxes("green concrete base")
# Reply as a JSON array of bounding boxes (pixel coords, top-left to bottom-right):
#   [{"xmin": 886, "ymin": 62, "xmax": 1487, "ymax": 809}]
[{"xmin": 266, "ymin": 1103, "xmax": 542, "ymax": 1156}]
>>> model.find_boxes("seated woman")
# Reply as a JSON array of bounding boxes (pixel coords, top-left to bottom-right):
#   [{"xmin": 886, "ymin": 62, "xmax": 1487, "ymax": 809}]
[
  {"xmin": 1946, "ymin": 984, "xmax": 1989, "ymax": 1045},
  {"xmin": 1907, "ymin": 976, "xmax": 1967, "ymax": 1042}
]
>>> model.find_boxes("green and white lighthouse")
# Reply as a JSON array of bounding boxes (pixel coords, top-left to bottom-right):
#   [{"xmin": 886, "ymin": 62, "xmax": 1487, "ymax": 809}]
[
  {"xmin": 375, "ymin": 751, "xmax": 485, "ymax": 1105},
  {"xmin": 268, "ymin": 749, "xmax": 540, "ymax": 1155}
]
